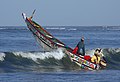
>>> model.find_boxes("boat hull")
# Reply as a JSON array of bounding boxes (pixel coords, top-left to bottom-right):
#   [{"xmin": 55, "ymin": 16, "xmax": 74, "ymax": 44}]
[{"xmin": 64, "ymin": 49, "xmax": 97, "ymax": 70}]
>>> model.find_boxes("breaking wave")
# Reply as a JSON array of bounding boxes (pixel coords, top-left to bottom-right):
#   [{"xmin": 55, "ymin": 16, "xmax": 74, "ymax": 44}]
[
  {"xmin": 0, "ymin": 26, "xmax": 27, "ymax": 30},
  {"xmin": 46, "ymin": 27, "xmax": 65, "ymax": 30},
  {"xmin": 46, "ymin": 27, "xmax": 77, "ymax": 31},
  {"xmin": 0, "ymin": 48, "xmax": 120, "ymax": 73}
]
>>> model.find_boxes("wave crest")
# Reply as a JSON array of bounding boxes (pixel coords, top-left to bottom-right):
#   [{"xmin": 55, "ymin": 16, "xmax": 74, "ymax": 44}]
[
  {"xmin": 0, "ymin": 48, "xmax": 120, "ymax": 72},
  {"xmin": 13, "ymin": 48, "xmax": 65, "ymax": 62}
]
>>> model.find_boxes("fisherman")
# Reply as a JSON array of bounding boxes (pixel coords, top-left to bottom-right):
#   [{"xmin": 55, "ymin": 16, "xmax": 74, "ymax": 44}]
[
  {"xmin": 91, "ymin": 48, "xmax": 102, "ymax": 64},
  {"xmin": 98, "ymin": 49, "xmax": 106, "ymax": 62},
  {"xmin": 72, "ymin": 37, "xmax": 85, "ymax": 56}
]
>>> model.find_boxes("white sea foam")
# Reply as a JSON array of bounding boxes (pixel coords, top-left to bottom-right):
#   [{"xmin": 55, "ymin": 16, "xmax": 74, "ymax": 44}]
[
  {"xmin": 0, "ymin": 28, "xmax": 7, "ymax": 30},
  {"xmin": 68, "ymin": 28, "xmax": 77, "ymax": 31},
  {"xmin": 46, "ymin": 27, "xmax": 65, "ymax": 30},
  {"xmin": 0, "ymin": 53, "xmax": 6, "ymax": 61},
  {"xmin": 85, "ymin": 49, "xmax": 95, "ymax": 57},
  {"xmin": 13, "ymin": 48, "xmax": 65, "ymax": 62}
]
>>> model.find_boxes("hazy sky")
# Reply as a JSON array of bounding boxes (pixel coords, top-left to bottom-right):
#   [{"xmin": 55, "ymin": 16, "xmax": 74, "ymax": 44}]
[{"xmin": 0, "ymin": 0, "xmax": 120, "ymax": 26}]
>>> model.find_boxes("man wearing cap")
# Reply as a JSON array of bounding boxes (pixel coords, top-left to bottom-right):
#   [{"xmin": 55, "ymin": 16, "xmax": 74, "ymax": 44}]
[{"xmin": 76, "ymin": 37, "xmax": 85, "ymax": 56}]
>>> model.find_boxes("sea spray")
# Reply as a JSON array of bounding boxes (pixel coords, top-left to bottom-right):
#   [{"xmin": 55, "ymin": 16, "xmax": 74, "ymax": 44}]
[
  {"xmin": 85, "ymin": 49, "xmax": 95, "ymax": 57},
  {"xmin": 0, "ymin": 52, "xmax": 6, "ymax": 61},
  {"xmin": 13, "ymin": 48, "xmax": 65, "ymax": 62}
]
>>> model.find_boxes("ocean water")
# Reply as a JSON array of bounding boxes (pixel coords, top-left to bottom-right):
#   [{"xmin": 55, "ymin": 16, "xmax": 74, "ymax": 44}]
[{"xmin": 0, "ymin": 26, "xmax": 120, "ymax": 82}]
